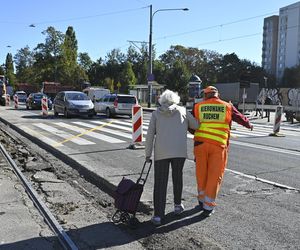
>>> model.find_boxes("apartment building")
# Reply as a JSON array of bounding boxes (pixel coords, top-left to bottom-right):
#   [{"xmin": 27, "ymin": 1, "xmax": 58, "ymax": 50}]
[
  {"xmin": 262, "ymin": 15, "xmax": 279, "ymax": 76},
  {"xmin": 262, "ymin": 1, "xmax": 300, "ymax": 83}
]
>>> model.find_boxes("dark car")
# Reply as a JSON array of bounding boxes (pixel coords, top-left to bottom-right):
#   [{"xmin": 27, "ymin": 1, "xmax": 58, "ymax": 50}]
[
  {"xmin": 26, "ymin": 93, "xmax": 53, "ymax": 110},
  {"xmin": 53, "ymin": 91, "xmax": 94, "ymax": 118}
]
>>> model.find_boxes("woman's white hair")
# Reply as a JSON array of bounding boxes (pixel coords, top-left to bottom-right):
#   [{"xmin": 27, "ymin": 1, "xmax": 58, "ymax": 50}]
[{"xmin": 158, "ymin": 89, "xmax": 180, "ymax": 105}]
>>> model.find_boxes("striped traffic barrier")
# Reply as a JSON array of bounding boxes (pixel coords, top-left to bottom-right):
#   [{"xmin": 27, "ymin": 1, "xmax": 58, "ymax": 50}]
[
  {"xmin": 128, "ymin": 105, "xmax": 145, "ymax": 149},
  {"xmin": 41, "ymin": 96, "xmax": 48, "ymax": 117},
  {"xmin": 14, "ymin": 95, "xmax": 18, "ymax": 109},
  {"xmin": 269, "ymin": 105, "xmax": 285, "ymax": 137},
  {"xmin": 5, "ymin": 94, "xmax": 10, "ymax": 106}
]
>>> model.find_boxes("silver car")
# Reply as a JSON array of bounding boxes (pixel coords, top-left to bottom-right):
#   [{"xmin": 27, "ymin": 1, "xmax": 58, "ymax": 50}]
[
  {"xmin": 53, "ymin": 91, "xmax": 94, "ymax": 118},
  {"xmin": 94, "ymin": 93, "xmax": 137, "ymax": 118}
]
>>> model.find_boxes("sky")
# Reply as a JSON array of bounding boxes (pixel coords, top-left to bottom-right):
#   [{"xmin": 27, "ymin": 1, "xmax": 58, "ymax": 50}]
[{"xmin": 0, "ymin": 0, "xmax": 298, "ymax": 68}]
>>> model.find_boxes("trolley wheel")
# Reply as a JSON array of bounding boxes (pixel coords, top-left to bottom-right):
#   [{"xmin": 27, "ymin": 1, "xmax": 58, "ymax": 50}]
[
  {"xmin": 128, "ymin": 217, "xmax": 140, "ymax": 229},
  {"xmin": 120, "ymin": 212, "xmax": 130, "ymax": 223},
  {"xmin": 112, "ymin": 210, "xmax": 122, "ymax": 223}
]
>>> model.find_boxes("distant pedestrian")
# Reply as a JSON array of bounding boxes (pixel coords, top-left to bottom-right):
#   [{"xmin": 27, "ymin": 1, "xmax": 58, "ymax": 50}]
[
  {"xmin": 192, "ymin": 86, "xmax": 253, "ymax": 217},
  {"xmin": 145, "ymin": 89, "xmax": 199, "ymax": 226},
  {"xmin": 264, "ymin": 96, "xmax": 272, "ymax": 118}
]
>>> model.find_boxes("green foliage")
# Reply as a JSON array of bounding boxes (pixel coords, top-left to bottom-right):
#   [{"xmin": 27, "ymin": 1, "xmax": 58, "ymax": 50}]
[
  {"xmin": 5, "ymin": 53, "xmax": 16, "ymax": 87},
  {"xmin": 281, "ymin": 66, "xmax": 300, "ymax": 88},
  {"xmin": 104, "ymin": 77, "xmax": 115, "ymax": 92},
  {"xmin": 33, "ymin": 26, "xmax": 64, "ymax": 83},
  {"xmin": 61, "ymin": 26, "xmax": 79, "ymax": 86},
  {"xmin": 14, "ymin": 46, "xmax": 34, "ymax": 83},
  {"xmin": 121, "ymin": 61, "xmax": 136, "ymax": 93},
  {"xmin": 7, "ymin": 26, "xmax": 273, "ymax": 95},
  {"xmin": 0, "ymin": 65, "xmax": 4, "ymax": 75},
  {"xmin": 78, "ymin": 52, "xmax": 93, "ymax": 72}
]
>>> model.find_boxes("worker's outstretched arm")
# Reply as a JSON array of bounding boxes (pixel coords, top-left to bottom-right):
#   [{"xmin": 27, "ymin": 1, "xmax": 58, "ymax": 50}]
[{"xmin": 232, "ymin": 106, "xmax": 253, "ymax": 130}]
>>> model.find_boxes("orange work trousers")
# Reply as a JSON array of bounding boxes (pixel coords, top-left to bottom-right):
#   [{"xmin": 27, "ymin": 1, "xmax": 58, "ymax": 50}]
[{"xmin": 194, "ymin": 142, "xmax": 228, "ymax": 211}]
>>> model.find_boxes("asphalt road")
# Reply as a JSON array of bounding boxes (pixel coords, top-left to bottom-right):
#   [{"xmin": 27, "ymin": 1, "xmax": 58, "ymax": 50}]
[{"xmin": 0, "ymin": 105, "xmax": 299, "ymax": 249}]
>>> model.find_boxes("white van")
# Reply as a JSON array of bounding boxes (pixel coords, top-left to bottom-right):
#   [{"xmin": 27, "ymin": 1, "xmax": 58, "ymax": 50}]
[{"xmin": 83, "ymin": 87, "xmax": 110, "ymax": 102}]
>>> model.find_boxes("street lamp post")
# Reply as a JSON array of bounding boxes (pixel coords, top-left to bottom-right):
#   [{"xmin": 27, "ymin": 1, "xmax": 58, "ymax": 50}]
[{"xmin": 147, "ymin": 5, "xmax": 189, "ymax": 108}]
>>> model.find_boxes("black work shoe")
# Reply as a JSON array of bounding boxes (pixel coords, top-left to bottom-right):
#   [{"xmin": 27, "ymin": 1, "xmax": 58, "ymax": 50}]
[
  {"xmin": 202, "ymin": 209, "xmax": 214, "ymax": 217},
  {"xmin": 198, "ymin": 201, "xmax": 203, "ymax": 211}
]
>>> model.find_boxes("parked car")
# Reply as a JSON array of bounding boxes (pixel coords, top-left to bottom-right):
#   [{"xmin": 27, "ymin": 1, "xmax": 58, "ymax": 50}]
[
  {"xmin": 94, "ymin": 93, "xmax": 137, "ymax": 118},
  {"xmin": 14, "ymin": 91, "xmax": 27, "ymax": 104},
  {"xmin": 26, "ymin": 93, "xmax": 52, "ymax": 110},
  {"xmin": 53, "ymin": 91, "xmax": 94, "ymax": 118},
  {"xmin": 82, "ymin": 87, "xmax": 110, "ymax": 102}
]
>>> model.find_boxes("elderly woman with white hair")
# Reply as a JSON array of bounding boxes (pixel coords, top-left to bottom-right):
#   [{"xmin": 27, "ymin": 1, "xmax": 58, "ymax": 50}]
[{"xmin": 145, "ymin": 89, "xmax": 199, "ymax": 226}]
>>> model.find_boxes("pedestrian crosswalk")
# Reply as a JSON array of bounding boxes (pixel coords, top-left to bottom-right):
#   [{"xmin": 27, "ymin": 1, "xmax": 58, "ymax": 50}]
[{"xmin": 20, "ymin": 116, "xmax": 300, "ymax": 148}]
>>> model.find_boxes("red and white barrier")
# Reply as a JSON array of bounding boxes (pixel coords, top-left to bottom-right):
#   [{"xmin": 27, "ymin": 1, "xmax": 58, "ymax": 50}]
[
  {"xmin": 132, "ymin": 105, "xmax": 143, "ymax": 143},
  {"xmin": 270, "ymin": 105, "xmax": 285, "ymax": 136},
  {"xmin": 273, "ymin": 105, "xmax": 283, "ymax": 133},
  {"xmin": 42, "ymin": 96, "xmax": 48, "ymax": 117},
  {"xmin": 14, "ymin": 95, "xmax": 18, "ymax": 109},
  {"xmin": 5, "ymin": 94, "xmax": 10, "ymax": 106},
  {"xmin": 128, "ymin": 105, "xmax": 145, "ymax": 149}
]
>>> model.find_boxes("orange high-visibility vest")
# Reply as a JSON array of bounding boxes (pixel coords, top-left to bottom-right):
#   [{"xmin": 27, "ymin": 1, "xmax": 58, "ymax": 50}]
[{"xmin": 194, "ymin": 98, "xmax": 232, "ymax": 146}]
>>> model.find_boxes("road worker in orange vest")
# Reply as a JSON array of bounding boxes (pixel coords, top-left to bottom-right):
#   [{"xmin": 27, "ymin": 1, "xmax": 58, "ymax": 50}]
[{"xmin": 192, "ymin": 86, "xmax": 253, "ymax": 216}]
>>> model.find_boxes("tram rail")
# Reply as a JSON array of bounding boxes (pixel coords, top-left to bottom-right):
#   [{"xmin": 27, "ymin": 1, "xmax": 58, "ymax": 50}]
[{"xmin": 0, "ymin": 142, "xmax": 78, "ymax": 250}]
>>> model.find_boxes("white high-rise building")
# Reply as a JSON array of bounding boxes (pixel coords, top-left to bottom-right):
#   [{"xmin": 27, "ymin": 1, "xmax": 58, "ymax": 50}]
[
  {"xmin": 262, "ymin": 1, "xmax": 300, "ymax": 83},
  {"xmin": 277, "ymin": 1, "xmax": 300, "ymax": 80}
]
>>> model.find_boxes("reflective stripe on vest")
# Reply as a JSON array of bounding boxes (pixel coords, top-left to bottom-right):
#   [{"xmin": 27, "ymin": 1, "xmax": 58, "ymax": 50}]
[{"xmin": 195, "ymin": 131, "xmax": 227, "ymax": 145}]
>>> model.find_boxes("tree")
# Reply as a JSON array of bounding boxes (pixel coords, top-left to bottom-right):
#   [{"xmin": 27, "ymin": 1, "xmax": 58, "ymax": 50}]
[
  {"xmin": 126, "ymin": 44, "xmax": 148, "ymax": 85},
  {"xmin": 88, "ymin": 58, "xmax": 106, "ymax": 86},
  {"xmin": 78, "ymin": 52, "xmax": 93, "ymax": 72},
  {"xmin": 166, "ymin": 60, "xmax": 189, "ymax": 96},
  {"xmin": 120, "ymin": 61, "xmax": 136, "ymax": 93},
  {"xmin": 105, "ymin": 49, "xmax": 125, "ymax": 84},
  {"xmin": 216, "ymin": 53, "xmax": 243, "ymax": 83},
  {"xmin": 33, "ymin": 26, "xmax": 64, "ymax": 83},
  {"xmin": 14, "ymin": 46, "xmax": 34, "ymax": 83},
  {"xmin": 0, "ymin": 65, "xmax": 5, "ymax": 75},
  {"xmin": 5, "ymin": 53, "xmax": 16, "ymax": 87},
  {"xmin": 104, "ymin": 77, "xmax": 115, "ymax": 92},
  {"xmin": 61, "ymin": 26, "xmax": 79, "ymax": 86},
  {"xmin": 281, "ymin": 66, "xmax": 300, "ymax": 88}
]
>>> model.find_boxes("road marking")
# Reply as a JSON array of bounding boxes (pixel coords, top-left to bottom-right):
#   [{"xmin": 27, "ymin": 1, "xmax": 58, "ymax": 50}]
[
  {"xmin": 186, "ymin": 158, "xmax": 299, "ymax": 191},
  {"xmin": 72, "ymin": 121, "xmax": 131, "ymax": 139},
  {"xmin": 231, "ymin": 140, "xmax": 300, "ymax": 156},
  {"xmin": 19, "ymin": 125, "xmax": 64, "ymax": 148},
  {"xmin": 54, "ymin": 122, "xmax": 125, "ymax": 143},
  {"xmin": 226, "ymin": 169, "xmax": 299, "ymax": 191},
  {"xmin": 75, "ymin": 121, "xmax": 133, "ymax": 139},
  {"xmin": 111, "ymin": 119, "xmax": 149, "ymax": 131},
  {"xmin": 90, "ymin": 120, "xmax": 147, "ymax": 139},
  {"xmin": 33, "ymin": 123, "xmax": 95, "ymax": 146}
]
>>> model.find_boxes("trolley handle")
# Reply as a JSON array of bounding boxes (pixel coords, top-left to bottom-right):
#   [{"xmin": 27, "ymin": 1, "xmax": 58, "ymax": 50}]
[{"xmin": 136, "ymin": 160, "xmax": 152, "ymax": 185}]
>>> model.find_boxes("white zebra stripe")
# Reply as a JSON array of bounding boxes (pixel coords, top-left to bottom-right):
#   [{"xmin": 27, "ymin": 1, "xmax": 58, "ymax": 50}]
[
  {"xmin": 54, "ymin": 122, "xmax": 125, "ymax": 143},
  {"xmin": 33, "ymin": 123, "xmax": 94, "ymax": 145},
  {"xmin": 72, "ymin": 121, "xmax": 133, "ymax": 140},
  {"xmin": 19, "ymin": 125, "xmax": 64, "ymax": 148}
]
